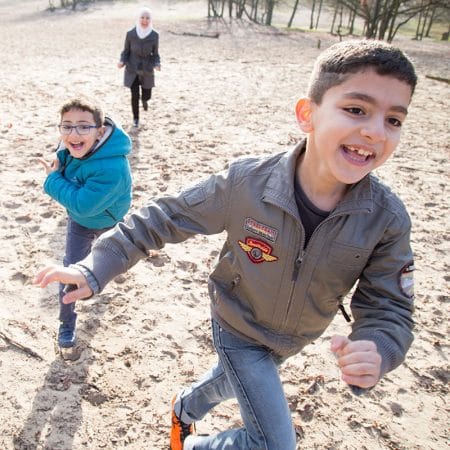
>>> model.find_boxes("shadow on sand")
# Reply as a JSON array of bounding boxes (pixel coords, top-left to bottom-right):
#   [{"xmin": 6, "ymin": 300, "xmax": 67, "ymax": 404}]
[{"xmin": 13, "ymin": 297, "xmax": 111, "ymax": 449}]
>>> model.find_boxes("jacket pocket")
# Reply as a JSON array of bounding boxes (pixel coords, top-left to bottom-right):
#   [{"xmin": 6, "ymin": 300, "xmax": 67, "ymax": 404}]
[{"xmin": 327, "ymin": 241, "xmax": 371, "ymax": 270}]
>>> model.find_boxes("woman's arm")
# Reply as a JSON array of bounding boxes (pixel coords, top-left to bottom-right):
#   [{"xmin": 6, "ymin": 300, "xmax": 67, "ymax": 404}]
[
  {"xmin": 119, "ymin": 30, "xmax": 131, "ymax": 66},
  {"xmin": 153, "ymin": 32, "xmax": 161, "ymax": 69}
]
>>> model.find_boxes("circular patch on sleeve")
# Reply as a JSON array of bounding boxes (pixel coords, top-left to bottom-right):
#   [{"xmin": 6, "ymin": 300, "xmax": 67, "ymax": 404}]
[{"xmin": 398, "ymin": 261, "xmax": 415, "ymax": 299}]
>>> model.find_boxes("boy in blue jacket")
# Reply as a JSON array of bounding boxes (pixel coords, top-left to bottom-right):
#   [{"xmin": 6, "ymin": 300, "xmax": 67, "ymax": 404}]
[
  {"xmin": 35, "ymin": 40, "xmax": 416, "ymax": 450},
  {"xmin": 38, "ymin": 97, "xmax": 132, "ymax": 348}
]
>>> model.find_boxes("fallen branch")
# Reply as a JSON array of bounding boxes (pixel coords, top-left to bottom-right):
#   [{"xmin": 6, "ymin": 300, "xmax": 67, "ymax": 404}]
[
  {"xmin": 168, "ymin": 30, "xmax": 220, "ymax": 39},
  {"xmin": 0, "ymin": 329, "xmax": 43, "ymax": 361},
  {"xmin": 425, "ymin": 75, "xmax": 450, "ymax": 85}
]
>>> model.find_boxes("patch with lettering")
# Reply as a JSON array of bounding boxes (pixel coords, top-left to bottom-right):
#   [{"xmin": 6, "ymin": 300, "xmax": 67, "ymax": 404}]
[
  {"xmin": 398, "ymin": 261, "xmax": 415, "ymax": 298},
  {"xmin": 238, "ymin": 237, "xmax": 279, "ymax": 264},
  {"xmin": 244, "ymin": 217, "xmax": 278, "ymax": 243}
]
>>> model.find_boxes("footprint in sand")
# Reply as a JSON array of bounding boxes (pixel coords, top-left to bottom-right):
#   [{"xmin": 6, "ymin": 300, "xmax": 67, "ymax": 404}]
[
  {"xmin": 11, "ymin": 271, "xmax": 29, "ymax": 284},
  {"xmin": 3, "ymin": 201, "xmax": 21, "ymax": 209},
  {"xmin": 59, "ymin": 345, "xmax": 83, "ymax": 361},
  {"xmin": 15, "ymin": 215, "xmax": 32, "ymax": 224}
]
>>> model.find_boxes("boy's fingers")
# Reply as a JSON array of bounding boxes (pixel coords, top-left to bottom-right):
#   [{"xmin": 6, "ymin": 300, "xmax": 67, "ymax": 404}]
[
  {"xmin": 342, "ymin": 373, "xmax": 378, "ymax": 389},
  {"xmin": 34, "ymin": 266, "xmax": 85, "ymax": 289},
  {"xmin": 62, "ymin": 286, "xmax": 92, "ymax": 304},
  {"xmin": 332, "ymin": 337, "xmax": 377, "ymax": 356},
  {"xmin": 35, "ymin": 266, "xmax": 92, "ymax": 303},
  {"xmin": 337, "ymin": 348, "xmax": 381, "ymax": 368},
  {"xmin": 330, "ymin": 335, "xmax": 350, "ymax": 354},
  {"xmin": 33, "ymin": 265, "xmax": 57, "ymax": 286},
  {"xmin": 38, "ymin": 269, "xmax": 64, "ymax": 288},
  {"xmin": 339, "ymin": 358, "xmax": 381, "ymax": 375},
  {"xmin": 341, "ymin": 340, "xmax": 377, "ymax": 355}
]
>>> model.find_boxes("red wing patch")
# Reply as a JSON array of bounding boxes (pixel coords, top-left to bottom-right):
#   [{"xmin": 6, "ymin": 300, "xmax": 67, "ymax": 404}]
[{"xmin": 238, "ymin": 237, "xmax": 278, "ymax": 264}]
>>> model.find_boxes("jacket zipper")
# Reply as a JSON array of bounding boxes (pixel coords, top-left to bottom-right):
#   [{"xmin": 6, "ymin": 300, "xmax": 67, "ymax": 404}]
[
  {"xmin": 105, "ymin": 209, "xmax": 118, "ymax": 222},
  {"xmin": 285, "ymin": 227, "xmax": 305, "ymax": 317},
  {"xmin": 285, "ymin": 209, "xmax": 354, "ymax": 319},
  {"xmin": 291, "ymin": 249, "xmax": 304, "ymax": 282},
  {"xmin": 60, "ymin": 155, "xmax": 73, "ymax": 177}
]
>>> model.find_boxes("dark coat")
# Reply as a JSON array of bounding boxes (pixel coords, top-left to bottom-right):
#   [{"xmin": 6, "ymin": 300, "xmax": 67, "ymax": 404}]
[{"xmin": 120, "ymin": 28, "xmax": 160, "ymax": 89}]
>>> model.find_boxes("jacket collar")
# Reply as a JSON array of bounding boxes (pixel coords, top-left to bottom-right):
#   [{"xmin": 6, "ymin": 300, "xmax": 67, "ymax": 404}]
[{"xmin": 263, "ymin": 139, "xmax": 374, "ymax": 216}]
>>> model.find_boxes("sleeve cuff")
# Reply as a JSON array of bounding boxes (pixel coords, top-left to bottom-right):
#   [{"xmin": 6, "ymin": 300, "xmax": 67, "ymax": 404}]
[{"xmin": 69, "ymin": 263, "xmax": 101, "ymax": 296}]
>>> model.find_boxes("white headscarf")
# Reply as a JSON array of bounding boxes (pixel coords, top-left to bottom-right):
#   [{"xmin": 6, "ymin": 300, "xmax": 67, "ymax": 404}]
[{"xmin": 136, "ymin": 7, "xmax": 153, "ymax": 39}]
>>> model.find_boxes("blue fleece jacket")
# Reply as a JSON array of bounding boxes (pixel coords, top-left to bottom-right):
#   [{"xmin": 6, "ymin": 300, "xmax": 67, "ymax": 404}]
[{"xmin": 44, "ymin": 117, "xmax": 132, "ymax": 229}]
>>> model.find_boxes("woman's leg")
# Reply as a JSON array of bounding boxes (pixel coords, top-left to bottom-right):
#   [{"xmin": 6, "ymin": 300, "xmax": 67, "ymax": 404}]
[
  {"xmin": 142, "ymin": 87, "xmax": 152, "ymax": 110},
  {"xmin": 130, "ymin": 76, "xmax": 140, "ymax": 122},
  {"xmin": 183, "ymin": 320, "xmax": 296, "ymax": 450}
]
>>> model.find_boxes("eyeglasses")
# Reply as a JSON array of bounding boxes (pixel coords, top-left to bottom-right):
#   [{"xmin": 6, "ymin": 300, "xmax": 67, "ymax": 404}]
[{"xmin": 58, "ymin": 124, "xmax": 98, "ymax": 135}]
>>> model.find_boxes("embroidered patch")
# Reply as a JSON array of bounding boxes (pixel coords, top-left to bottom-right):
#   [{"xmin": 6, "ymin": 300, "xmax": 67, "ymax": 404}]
[
  {"xmin": 238, "ymin": 237, "xmax": 279, "ymax": 264},
  {"xmin": 244, "ymin": 217, "xmax": 278, "ymax": 243},
  {"xmin": 398, "ymin": 261, "xmax": 415, "ymax": 298}
]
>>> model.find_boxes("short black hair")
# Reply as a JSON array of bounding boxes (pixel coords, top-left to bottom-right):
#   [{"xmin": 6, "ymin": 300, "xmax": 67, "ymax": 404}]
[{"xmin": 308, "ymin": 39, "xmax": 417, "ymax": 104}]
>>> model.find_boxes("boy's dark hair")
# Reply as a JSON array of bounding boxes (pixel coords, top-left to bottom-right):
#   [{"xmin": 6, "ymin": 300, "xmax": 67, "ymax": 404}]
[
  {"xmin": 308, "ymin": 39, "xmax": 417, "ymax": 104},
  {"xmin": 59, "ymin": 97, "xmax": 105, "ymax": 127}
]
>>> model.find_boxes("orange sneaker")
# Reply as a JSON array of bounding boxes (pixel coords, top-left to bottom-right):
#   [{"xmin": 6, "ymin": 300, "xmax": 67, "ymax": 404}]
[{"xmin": 170, "ymin": 395, "xmax": 196, "ymax": 450}]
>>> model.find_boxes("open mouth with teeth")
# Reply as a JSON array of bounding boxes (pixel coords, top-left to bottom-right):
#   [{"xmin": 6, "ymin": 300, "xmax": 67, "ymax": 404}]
[
  {"xmin": 69, "ymin": 142, "xmax": 85, "ymax": 152},
  {"xmin": 342, "ymin": 145, "xmax": 375, "ymax": 165}
]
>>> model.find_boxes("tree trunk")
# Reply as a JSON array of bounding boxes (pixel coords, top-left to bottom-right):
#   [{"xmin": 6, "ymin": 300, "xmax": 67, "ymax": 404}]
[
  {"xmin": 386, "ymin": 0, "xmax": 401, "ymax": 42},
  {"xmin": 288, "ymin": 0, "xmax": 300, "ymax": 28},
  {"xmin": 315, "ymin": 0, "xmax": 323, "ymax": 29},
  {"xmin": 330, "ymin": 2, "xmax": 338, "ymax": 34},
  {"xmin": 310, "ymin": 0, "xmax": 317, "ymax": 30},
  {"xmin": 425, "ymin": 5, "xmax": 436, "ymax": 37},
  {"xmin": 265, "ymin": 0, "xmax": 275, "ymax": 25},
  {"xmin": 415, "ymin": 0, "xmax": 425, "ymax": 40}
]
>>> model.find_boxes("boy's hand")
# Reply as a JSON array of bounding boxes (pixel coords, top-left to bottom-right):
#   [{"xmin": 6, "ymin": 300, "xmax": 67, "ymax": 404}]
[
  {"xmin": 331, "ymin": 335, "xmax": 382, "ymax": 389},
  {"xmin": 38, "ymin": 157, "xmax": 59, "ymax": 175},
  {"xmin": 117, "ymin": 62, "xmax": 125, "ymax": 69},
  {"xmin": 34, "ymin": 265, "xmax": 93, "ymax": 304}
]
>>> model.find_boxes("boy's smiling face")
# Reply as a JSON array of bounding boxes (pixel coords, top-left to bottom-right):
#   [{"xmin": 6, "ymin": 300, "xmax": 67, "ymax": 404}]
[
  {"xmin": 60, "ymin": 108, "xmax": 104, "ymax": 159},
  {"xmin": 297, "ymin": 69, "xmax": 413, "ymax": 189}
]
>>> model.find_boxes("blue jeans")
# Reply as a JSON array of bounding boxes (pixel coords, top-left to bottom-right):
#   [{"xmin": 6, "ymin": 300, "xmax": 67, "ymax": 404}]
[
  {"xmin": 59, "ymin": 218, "xmax": 109, "ymax": 325},
  {"xmin": 175, "ymin": 320, "xmax": 296, "ymax": 450}
]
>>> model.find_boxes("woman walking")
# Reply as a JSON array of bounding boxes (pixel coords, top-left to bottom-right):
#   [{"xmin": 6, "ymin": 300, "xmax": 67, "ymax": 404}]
[{"xmin": 118, "ymin": 7, "xmax": 160, "ymax": 127}]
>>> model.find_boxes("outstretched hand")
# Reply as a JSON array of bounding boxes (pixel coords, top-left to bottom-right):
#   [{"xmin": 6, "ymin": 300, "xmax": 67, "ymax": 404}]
[
  {"xmin": 38, "ymin": 157, "xmax": 59, "ymax": 175},
  {"xmin": 34, "ymin": 265, "xmax": 93, "ymax": 304},
  {"xmin": 331, "ymin": 335, "xmax": 382, "ymax": 389}
]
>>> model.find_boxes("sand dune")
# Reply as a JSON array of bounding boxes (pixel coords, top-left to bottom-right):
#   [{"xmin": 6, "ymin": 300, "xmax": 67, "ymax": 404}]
[{"xmin": 0, "ymin": 1, "xmax": 448, "ymax": 449}]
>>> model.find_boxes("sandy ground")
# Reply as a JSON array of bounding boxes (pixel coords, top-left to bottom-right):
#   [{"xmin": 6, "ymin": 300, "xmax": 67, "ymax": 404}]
[{"xmin": 0, "ymin": 1, "xmax": 449, "ymax": 449}]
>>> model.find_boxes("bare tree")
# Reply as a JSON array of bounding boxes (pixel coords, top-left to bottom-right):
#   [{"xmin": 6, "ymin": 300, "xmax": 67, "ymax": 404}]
[
  {"xmin": 287, "ymin": 0, "xmax": 301, "ymax": 27},
  {"xmin": 204, "ymin": 0, "xmax": 449, "ymax": 41}
]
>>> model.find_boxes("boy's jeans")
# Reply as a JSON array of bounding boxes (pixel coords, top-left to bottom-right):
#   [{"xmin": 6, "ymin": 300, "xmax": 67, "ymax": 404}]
[
  {"xmin": 59, "ymin": 218, "xmax": 109, "ymax": 325},
  {"xmin": 176, "ymin": 319, "xmax": 296, "ymax": 450}
]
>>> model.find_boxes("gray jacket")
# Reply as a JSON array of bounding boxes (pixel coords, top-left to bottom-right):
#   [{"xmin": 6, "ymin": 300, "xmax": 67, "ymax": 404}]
[
  {"xmin": 120, "ymin": 28, "xmax": 160, "ymax": 89},
  {"xmin": 76, "ymin": 140, "xmax": 414, "ymax": 377}
]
